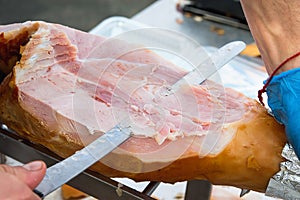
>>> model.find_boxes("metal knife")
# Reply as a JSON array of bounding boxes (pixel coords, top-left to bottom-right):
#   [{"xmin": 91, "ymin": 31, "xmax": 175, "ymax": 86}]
[
  {"xmin": 164, "ymin": 41, "xmax": 246, "ymax": 95},
  {"xmin": 33, "ymin": 41, "xmax": 246, "ymax": 198}
]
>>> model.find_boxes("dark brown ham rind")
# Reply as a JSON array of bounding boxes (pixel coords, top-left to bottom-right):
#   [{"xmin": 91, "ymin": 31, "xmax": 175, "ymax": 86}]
[{"xmin": 0, "ymin": 21, "xmax": 286, "ymax": 192}]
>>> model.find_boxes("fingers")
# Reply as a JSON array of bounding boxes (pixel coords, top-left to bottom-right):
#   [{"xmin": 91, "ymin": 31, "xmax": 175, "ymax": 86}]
[
  {"xmin": 0, "ymin": 160, "xmax": 47, "ymax": 189},
  {"xmin": 0, "ymin": 161, "xmax": 47, "ymax": 200},
  {"xmin": 284, "ymin": 115, "xmax": 300, "ymax": 159},
  {"xmin": 0, "ymin": 173, "xmax": 41, "ymax": 200},
  {"xmin": 22, "ymin": 160, "xmax": 47, "ymax": 189}
]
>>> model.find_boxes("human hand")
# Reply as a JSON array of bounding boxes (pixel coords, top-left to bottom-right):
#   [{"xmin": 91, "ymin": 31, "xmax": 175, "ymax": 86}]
[
  {"xmin": 240, "ymin": 0, "xmax": 300, "ymax": 158},
  {"xmin": 266, "ymin": 69, "xmax": 300, "ymax": 158},
  {"xmin": 0, "ymin": 160, "xmax": 46, "ymax": 200}
]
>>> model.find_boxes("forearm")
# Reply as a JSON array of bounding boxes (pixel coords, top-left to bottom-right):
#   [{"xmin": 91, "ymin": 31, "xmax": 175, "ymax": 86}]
[{"xmin": 240, "ymin": 0, "xmax": 300, "ymax": 74}]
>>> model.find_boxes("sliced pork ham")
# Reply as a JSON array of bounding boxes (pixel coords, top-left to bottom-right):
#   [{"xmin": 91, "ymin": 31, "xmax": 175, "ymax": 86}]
[{"xmin": 0, "ymin": 21, "xmax": 286, "ymax": 192}]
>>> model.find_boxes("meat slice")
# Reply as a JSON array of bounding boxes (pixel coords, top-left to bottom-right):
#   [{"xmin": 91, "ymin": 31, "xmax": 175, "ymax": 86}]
[{"xmin": 0, "ymin": 21, "xmax": 286, "ymax": 192}]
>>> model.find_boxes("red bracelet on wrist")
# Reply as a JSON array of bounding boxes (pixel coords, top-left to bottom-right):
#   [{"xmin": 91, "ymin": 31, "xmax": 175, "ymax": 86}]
[{"xmin": 258, "ymin": 51, "xmax": 300, "ymax": 106}]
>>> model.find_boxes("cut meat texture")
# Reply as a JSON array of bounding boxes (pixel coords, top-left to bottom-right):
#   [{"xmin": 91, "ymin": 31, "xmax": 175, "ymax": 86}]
[{"xmin": 0, "ymin": 21, "xmax": 286, "ymax": 192}]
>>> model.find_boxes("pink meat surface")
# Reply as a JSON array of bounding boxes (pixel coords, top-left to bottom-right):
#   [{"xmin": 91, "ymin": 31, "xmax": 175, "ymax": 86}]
[{"xmin": 0, "ymin": 21, "xmax": 253, "ymax": 169}]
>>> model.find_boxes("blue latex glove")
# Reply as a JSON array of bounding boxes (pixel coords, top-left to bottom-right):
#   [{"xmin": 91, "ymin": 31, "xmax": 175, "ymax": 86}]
[{"xmin": 266, "ymin": 68, "xmax": 300, "ymax": 159}]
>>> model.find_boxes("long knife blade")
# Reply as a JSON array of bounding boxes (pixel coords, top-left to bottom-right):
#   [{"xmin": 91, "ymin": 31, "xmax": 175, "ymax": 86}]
[
  {"xmin": 34, "ymin": 41, "xmax": 245, "ymax": 198},
  {"xmin": 34, "ymin": 123, "xmax": 132, "ymax": 198},
  {"xmin": 165, "ymin": 41, "xmax": 246, "ymax": 95}
]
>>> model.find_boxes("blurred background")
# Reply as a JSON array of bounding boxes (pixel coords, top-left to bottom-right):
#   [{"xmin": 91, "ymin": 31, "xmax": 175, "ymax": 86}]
[{"xmin": 0, "ymin": 0, "xmax": 156, "ymax": 31}]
